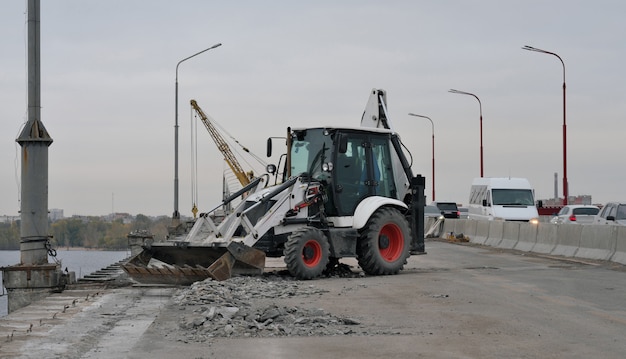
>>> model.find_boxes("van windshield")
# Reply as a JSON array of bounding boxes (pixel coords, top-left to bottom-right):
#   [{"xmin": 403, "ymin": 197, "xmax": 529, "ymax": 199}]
[{"xmin": 492, "ymin": 189, "xmax": 534, "ymax": 206}]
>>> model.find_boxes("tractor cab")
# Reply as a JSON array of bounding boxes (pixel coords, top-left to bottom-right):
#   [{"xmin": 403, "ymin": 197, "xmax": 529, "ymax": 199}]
[{"xmin": 281, "ymin": 127, "xmax": 410, "ymax": 218}]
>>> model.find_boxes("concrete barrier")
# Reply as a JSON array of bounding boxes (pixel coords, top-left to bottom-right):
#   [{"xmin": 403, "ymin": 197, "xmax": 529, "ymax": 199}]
[
  {"xmin": 448, "ymin": 219, "xmax": 463, "ymax": 235},
  {"xmin": 531, "ymin": 223, "xmax": 558, "ymax": 254},
  {"xmin": 463, "ymin": 219, "xmax": 478, "ymax": 239},
  {"xmin": 514, "ymin": 223, "xmax": 538, "ymax": 252},
  {"xmin": 424, "ymin": 217, "xmax": 436, "ymax": 229},
  {"xmin": 471, "ymin": 220, "xmax": 490, "ymax": 245},
  {"xmin": 441, "ymin": 218, "xmax": 455, "ymax": 236},
  {"xmin": 499, "ymin": 222, "xmax": 521, "ymax": 249},
  {"xmin": 551, "ymin": 224, "xmax": 583, "ymax": 257},
  {"xmin": 576, "ymin": 225, "xmax": 617, "ymax": 261},
  {"xmin": 485, "ymin": 221, "xmax": 504, "ymax": 247},
  {"xmin": 436, "ymin": 218, "xmax": 626, "ymax": 266},
  {"xmin": 436, "ymin": 219, "xmax": 473, "ymax": 238},
  {"xmin": 610, "ymin": 226, "xmax": 626, "ymax": 265},
  {"xmin": 454, "ymin": 219, "xmax": 473, "ymax": 238}
]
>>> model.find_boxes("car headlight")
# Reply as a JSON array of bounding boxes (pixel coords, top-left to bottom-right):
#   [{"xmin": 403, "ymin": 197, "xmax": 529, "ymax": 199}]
[{"xmin": 529, "ymin": 218, "xmax": 539, "ymax": 225}]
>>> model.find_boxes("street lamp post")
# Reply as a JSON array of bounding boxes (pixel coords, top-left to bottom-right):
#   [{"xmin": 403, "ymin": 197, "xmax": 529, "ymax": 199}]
[
  {"xmin": 449, "ymin": 89, "xmax": 484, "ymax": 177},
  {"xmin": 408, "ymin": 113, "xmax": 435, "ymax": 201},
  {"xmin": 522, "ymin": 45, "xmax": 568, "ymax": 205},
  {"xmin": 173, "ymin": 43, "xmax": 222, "ymax": 224}
]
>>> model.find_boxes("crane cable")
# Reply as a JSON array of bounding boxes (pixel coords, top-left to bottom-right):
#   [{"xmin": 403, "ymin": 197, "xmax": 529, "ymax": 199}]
[{"xmin": 211, "ymin": 119, "xmax": 268, "ymax": 171}]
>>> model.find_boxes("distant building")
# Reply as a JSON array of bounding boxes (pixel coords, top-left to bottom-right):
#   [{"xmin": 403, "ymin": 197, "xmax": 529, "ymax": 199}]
[
  {"xmin": 105, "ymin": 212, "xmax": 134, "ymax": 224},
  {"xmin": 0, "ymin": 215, "xmax": 19, "ymax": 224},
  {"xmin": 538, "ymin": 195, "xmax": 593, "ymax": 207},
  {"xmin": 49, "ymin": 208, "xmax": 64, "ymax": 222}
]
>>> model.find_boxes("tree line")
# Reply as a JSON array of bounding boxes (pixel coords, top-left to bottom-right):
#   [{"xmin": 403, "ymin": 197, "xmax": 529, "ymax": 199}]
[{"xmin": 0, "ymin": 215, "xmax": 171, "ymax": 250}]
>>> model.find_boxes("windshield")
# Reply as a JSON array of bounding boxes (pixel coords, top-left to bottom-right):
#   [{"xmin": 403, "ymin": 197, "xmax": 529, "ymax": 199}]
[
  {"xmin": 572, "ymin": 207, "xmax": 599, "ymax": 216},
  {"xmin": 491, "ymin": 189, "xmax": 534, "ymax": 206},
  {"xmin": 435, "ymin": 202, "xmax": 458, "ymax": 210},
  {"xmin": 290, "ymin": 128, "xmax": 333, "ymax": 180}
]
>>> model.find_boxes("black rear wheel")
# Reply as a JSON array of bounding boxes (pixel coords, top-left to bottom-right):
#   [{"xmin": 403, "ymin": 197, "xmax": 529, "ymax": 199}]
[
  {"xmin": 284, "ymin": 227, "xmax": 330, "ymax": 280},
  {"xmin": 357, "ymin": 207, "xmax": 411, "ymax": 275}
]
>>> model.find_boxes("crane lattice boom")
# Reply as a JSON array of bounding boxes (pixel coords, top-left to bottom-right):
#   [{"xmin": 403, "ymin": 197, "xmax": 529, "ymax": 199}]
[{"xmin": 190, "ymin": 99, "xmax": 250, "ymax": 187}]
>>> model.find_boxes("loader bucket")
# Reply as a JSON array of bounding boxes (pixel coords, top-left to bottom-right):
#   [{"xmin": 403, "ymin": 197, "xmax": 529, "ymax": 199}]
[
  {"xmin": 207, "ymin": 241, "xmax": 266, "ymax": 281},
  {"xmin": 122, "ymin": 241, "xmax": 266, "ymax": 285}
]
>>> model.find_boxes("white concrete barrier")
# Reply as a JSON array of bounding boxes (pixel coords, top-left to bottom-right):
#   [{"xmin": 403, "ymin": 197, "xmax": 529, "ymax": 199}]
[
  {"xmin": 425, "ymin": 217, "xmax": 436, "ymax": 229},
  {"xmin": 435, "ymin": 218, "xmax": 625, "ymax": 266},
  {"xmin": 576, "ymin": 225, "xmax": 617, "ymax": 261},
  {"xmin": 463, "ymin": 219, "xmax": 478, "ymax": 239},
  {"xmin": 472, "ymin": 220, "xmax": 490, "ymax": 245},
  {"xmin": 514, "ymin": 223, "xmax": 538, "ymax": 252},
  {"xmin": 610, "ymin": 226, "xmax": 626, "ymax": 265},
  {"xmin": 441, "ymin": 218, "xmax": 455, "ymax": 236},
  {"xmin": 485, "ymin": 221, "xmax": 504, "ymax": 247},
  {"xmin": 551, "ymin": 225, "xmax": 583, "ymax": 257},
  {"xmin": 500, "ymin": 222, "xmax": 521, "ymax": 249},
  {"xmin": 531, "ymin": 224, "xmax": 558, "ymax": 254},
  {"xmin": 450, "ymin": 219, "xmax": 466, "ymax": 236}
]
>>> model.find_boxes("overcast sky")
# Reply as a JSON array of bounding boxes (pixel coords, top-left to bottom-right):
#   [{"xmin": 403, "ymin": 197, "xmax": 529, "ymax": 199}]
[{"xmin": 1, "ymin": 1, "xmax": 625, "ymax": 217}]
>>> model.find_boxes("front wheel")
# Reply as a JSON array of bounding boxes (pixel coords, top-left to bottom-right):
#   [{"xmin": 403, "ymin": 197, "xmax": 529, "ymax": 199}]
[
  {"xmin": 284, "ymin": 227, "xmax": 330, "ymax": 280},
  {"xmin": 357, "ymin": 207, "xmax": 411, "ymax": 275}
]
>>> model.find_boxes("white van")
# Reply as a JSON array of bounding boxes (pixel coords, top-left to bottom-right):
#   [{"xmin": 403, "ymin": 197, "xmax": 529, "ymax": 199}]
[{"xmin": 468, "ymin": 177, "xmax": 539, "ymax": 224}]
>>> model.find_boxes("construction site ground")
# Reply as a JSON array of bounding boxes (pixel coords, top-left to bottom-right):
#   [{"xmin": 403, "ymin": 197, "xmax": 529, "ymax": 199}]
[{"xmin": 2, "ymin": 239, "xmax": 625, "ymax": 359}]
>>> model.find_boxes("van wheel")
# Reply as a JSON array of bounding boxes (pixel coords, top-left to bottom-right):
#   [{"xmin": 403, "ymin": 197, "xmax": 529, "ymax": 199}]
[
  {"xmin": 357, "ymin": 207, "xmax": 411, "ymax": 275},
  {"xmin": 284, "ymin": 227, "xmax": 330, "ymax": 280}
]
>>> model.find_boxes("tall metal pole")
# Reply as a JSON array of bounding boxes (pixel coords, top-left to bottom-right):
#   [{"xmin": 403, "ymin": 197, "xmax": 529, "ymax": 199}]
[
  {"xmin": 408, "ymin": 113, "xmax": 435, "ymax": 201},
  {"xmin": 449, "ymin": 89, "xmax": 483, "ymax": 177},
  {"xmin": 522, "ymin": 45, "xmax": 568, "ymax": 205},
  {"xmin": 173, "ymin": 43, "xmax": 222, "ymax": 225},
  {"xmin": 4, "ymin": 0, "xmax": 69, "ymax": 315},
  {"xmin": 15, "ymin": 0, "xmax": 54, "ymax": 266}
]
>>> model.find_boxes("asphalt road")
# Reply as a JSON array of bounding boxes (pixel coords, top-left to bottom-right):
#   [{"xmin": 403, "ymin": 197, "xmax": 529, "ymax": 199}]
[{"xmin": 2, "ymin": 239, "xmax": 625, "ymax": 359}]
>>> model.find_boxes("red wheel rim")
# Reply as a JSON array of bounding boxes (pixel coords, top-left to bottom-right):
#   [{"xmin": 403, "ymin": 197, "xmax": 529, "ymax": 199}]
[
  {"xmin": 302, "ymin": 240, "xmax": 322, "ymax": 267},
  {"xmin": 378, "ymin": 223, "xmax": 403, "ymax": 262}
]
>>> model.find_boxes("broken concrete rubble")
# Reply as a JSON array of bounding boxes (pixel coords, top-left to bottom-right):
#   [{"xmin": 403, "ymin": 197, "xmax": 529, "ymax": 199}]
[{"xmin": 171, "ymin": 274, "xmax": 396, "ymax": 342}]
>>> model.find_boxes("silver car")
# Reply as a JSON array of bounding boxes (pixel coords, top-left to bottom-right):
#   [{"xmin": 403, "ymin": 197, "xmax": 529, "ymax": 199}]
[
  {"xmin": 594, "ymin": 202, "xmax": 626, "ymax": 226},
  {"xmin": 550, "ymin": 205, "xmax": 599, "ymax": 224},
  {"xmin": 424, "ymin": 205, "xmax": 443, "ymax": 220}
]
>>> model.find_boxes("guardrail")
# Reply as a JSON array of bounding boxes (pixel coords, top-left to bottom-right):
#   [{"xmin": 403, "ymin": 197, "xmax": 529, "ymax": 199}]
[{"xmin": 435, "ymin": 219, "xmax": 626, "ymax": 265}]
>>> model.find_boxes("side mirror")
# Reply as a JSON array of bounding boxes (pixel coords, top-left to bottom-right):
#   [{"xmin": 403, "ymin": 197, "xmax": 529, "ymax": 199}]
[
  {"xmin": 266, "ymin": 138, "xmax": 272, "ymax": 157},
  {"xmin": 537, "ymin": 200, "xmax": 543, "ymax": 208},
  {"xmin": 266, "ymin": 164, "xmax": 276, "ymax": 174},
  {"xmin": 607, "ymin": 215, "xmax": 616, "ymax": 221},
  {"xmin": 482, "ymin": 199, "xmax": 488, "ymax": 207}
]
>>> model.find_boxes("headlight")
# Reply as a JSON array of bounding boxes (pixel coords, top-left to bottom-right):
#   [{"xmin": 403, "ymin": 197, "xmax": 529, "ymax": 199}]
[{"xmin": 529, "ymin": 218, "xmax": 539, "ymax": 225}]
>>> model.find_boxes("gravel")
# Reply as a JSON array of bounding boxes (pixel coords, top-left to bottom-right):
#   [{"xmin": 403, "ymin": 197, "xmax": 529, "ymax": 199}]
[{"xmin": 170, "ymin": 269, "xmax": 395, "ymax": 342}]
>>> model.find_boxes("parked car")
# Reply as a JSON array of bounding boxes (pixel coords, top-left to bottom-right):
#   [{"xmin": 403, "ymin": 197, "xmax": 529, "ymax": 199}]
[
  {"xmin": 594, "ymin": 202, "xmax": 626, "ymax": 226},
  {"xmin": 549, "ymin": 205, "xmax": 600, "ymax": 224},
  {"xmin": 424, "ymin": 205, "xmax": 443, "ymax": 219},
  {"xmin": 431, "ymin": 201, "xmax": 460, "ymax": 219}
]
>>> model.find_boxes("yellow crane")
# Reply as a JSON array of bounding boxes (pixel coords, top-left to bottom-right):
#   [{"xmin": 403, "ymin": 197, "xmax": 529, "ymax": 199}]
[{"xmin": 190, "ymin": 99, "xmax": 253, "ymax": 217}]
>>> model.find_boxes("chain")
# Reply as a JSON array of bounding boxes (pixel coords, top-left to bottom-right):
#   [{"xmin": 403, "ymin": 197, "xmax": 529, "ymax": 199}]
[{"xmin": 45, "ymin": 238, "xmax": 59, "ymax": 264}]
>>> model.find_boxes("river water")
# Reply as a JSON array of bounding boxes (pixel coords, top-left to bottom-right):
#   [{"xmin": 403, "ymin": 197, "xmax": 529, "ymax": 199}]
[{"xmin": 0, "ymin": 249, "xmax": 130, "ymax": 317}]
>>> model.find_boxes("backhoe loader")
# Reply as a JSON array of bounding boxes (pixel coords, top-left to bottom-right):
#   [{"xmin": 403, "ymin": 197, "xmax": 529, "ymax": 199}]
[{"xmin": 122, "ymin": 89, "xmax": 425, "ymax": 284}]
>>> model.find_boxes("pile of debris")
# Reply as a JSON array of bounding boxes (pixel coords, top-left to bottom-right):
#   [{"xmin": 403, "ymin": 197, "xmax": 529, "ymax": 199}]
[
  {"xmin": 171, "ymin": 274, "xmax": 392, "ymax": 341},
  {"xmin": 445, "ymin": 232, "xmax": 470, "ymax": 243}
]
